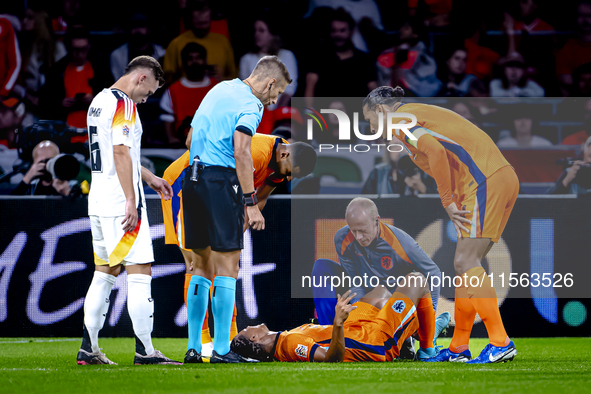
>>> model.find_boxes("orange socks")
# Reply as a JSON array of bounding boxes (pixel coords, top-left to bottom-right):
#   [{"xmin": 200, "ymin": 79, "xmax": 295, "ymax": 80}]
[
  {"xmin": 465, "ymin": 266, "xmax": 509, "ymax": 347},
  {"xmin": 449, "ymin": 286, "xmax": 476, "ymax": 353},
  {"xmin": 416, "ymin": 296, "xmax": 435, "ymax": 349},
  {"xmin": 200, "ymin": 283, "xmax": 238, "ymax": 343},
  {"xmin": 183, "ymin": 274, "xmax": 191, "ymax": 306},
  {"xmin": 202, "ymin": 310, "xmax": 212, "ymax": 343}
]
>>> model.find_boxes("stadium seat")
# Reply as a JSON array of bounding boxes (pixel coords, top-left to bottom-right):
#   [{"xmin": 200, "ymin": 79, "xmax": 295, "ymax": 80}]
[{"xmin": 313, "ymin": 156, "xmax": 363, "ymax": 182}]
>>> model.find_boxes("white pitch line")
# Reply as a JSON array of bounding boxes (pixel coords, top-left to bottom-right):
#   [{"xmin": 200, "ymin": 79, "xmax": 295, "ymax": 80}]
[{"xmin": 0, "ymin": 339, "xmax": 79, "ymax": 344}]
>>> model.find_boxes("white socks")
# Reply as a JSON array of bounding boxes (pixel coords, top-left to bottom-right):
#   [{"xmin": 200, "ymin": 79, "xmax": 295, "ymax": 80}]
[
  {"xmin": 127, "ymin": 274, "xmax": 155, "ymax": 355},
  {"xmin": 83, "ymin": 271, "xmax": 116, "ymax": 352}
]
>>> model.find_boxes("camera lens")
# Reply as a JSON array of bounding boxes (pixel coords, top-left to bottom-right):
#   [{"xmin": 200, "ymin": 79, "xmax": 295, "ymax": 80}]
[{"xmin": 46, "ymin": 154, "xmax": 80, "ymax": 180}]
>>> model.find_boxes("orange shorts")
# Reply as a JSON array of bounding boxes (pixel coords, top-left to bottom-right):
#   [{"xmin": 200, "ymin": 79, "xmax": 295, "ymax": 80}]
[
  {"xmin": 455, "ymin": 165, "xmax": 519, "ymax": 243},
  {"xmin": 343, "ymin": 293, "xmax": 419, "ymax": 361}
]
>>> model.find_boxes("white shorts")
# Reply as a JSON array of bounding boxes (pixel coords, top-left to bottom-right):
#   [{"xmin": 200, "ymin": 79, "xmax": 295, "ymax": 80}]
[{"xmin": 90, "ymin": 208, "xmax": 154, "ymax": 267}]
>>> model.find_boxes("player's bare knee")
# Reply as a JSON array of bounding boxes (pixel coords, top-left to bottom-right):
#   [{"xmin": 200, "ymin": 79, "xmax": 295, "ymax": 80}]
[
  {"xmin": 363, "ymin": 286, "xmax": 391, "ymax": 299},
  {"xmin": 397, "ymin": 272, "xmax": 427, "ymax": 299},
  {"xmin": 126, "ymin": 263, "xmax": 152, "ymax": 276},
  {"xmin": 360, "ymin": 286, "xmax": 391, "ymax": 304},
  {"xmin": 96, "ymin": 264, "xmax": 121, "ymax": 277}
]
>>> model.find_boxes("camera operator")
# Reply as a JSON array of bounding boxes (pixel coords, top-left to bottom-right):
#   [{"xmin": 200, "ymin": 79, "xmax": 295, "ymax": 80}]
[
  {"xmin": 10, "ymin": 140, "xmax": 79, "ymax": 196},
  {"xmin": 548, "ymin": 136, "xmax": 591, "ymax": 195},
  {"xmin": 361, "ymin": 149, "xmax": 436, "ymax": 195}
]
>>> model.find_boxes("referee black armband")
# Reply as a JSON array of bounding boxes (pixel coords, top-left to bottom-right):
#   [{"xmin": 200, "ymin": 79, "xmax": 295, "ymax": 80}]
[{"xmin": 244, "ymin": 191, "xmax": 258, "ymax": 206}]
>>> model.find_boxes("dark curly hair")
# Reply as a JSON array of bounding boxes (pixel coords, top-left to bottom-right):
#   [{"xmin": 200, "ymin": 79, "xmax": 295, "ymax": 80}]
[
  {"xmin": 230, "ymin": 335, "xmax": 273, "ymax": 362},
  {"xmin": 363, "ymin": 86, "xmax": 405, "ymax": 111}
]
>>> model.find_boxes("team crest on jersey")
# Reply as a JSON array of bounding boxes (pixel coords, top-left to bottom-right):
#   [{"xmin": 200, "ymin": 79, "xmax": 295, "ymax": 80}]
[
  {"xmin": 295, "ymin": 344, "xmax": 308, "ymax": 358},
  {"xmin": 381, "ymin": 256, "xmax": 393, "ymax": 270},
  {"xmin": 392, "ymin": 300, "xmax": 406, "ymax": 313},
  {"xmin": 122, "ymin": 125, "xmax": 130, "ymax": 137}
]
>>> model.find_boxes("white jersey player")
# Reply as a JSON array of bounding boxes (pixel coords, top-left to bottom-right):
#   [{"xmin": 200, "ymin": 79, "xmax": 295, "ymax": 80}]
[{"xmin": 77, "ymin": 56, "xmax": 180, "ymax": 366}]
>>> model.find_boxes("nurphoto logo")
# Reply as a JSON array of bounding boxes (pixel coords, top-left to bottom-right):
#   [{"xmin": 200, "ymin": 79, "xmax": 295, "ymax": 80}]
[{"xmin": 305, "ymin": 108, "xmax": 417, "ymax": 153}]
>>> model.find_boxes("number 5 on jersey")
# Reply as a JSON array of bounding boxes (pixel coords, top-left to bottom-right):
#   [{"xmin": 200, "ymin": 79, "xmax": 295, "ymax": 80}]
[{"xmin": 89, "ymin": 125, "xmax": 102, "ymax": 172}]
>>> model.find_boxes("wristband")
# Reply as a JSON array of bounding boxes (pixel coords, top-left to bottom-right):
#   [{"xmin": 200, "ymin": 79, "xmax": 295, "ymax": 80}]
[{"xmin": 244, "ymin": 191, "xmax": 258, "ymax": 207}]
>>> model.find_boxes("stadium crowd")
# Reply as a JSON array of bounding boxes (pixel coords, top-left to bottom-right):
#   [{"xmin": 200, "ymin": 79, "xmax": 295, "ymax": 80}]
[{"xmin": 1, "ymin": 0, "xmax": 591, "ymax": 195}]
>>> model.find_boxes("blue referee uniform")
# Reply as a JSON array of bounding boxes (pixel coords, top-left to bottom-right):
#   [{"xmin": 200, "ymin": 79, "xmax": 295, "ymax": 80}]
[{"xmin": 182, "ymin": 78, "xmax": 263, "ymax": 358}]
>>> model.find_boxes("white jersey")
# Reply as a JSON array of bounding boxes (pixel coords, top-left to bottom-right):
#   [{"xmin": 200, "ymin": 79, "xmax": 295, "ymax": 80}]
[{"xmin": 87, "ymin": 88, "xmax": 146, "ymax": 217}]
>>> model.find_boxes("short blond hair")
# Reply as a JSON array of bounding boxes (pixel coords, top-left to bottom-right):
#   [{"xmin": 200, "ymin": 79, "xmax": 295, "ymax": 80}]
[
  {"xmin": 346, "ymin": 197, "xmax": 379, "ymax": 220},
  {"xmin": 251, "ymin": 56, "xmax": 292, "ymax": 85}
]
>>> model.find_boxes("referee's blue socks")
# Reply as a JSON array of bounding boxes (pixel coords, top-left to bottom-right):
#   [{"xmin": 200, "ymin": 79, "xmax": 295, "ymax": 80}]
[
  {"xmin": 187, "ymin": 275, "xmax": 211, "ymax": 353},
  {"xmin": 212, "ymin": 276, "xmax": 236, "ymax": 356}
]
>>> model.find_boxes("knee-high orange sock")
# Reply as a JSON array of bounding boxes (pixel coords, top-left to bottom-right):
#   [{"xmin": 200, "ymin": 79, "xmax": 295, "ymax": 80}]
[
  {"xmin": 416, "ymin": 296, "xmax": 435, "ymax": 349},
  {"xmin": 184, "ymin": 274, "xmax": 191, "ymax": 306},
  {"xmin": 201, "ymin": 309, "xmax": 212, "ymax": 343},
  {"xmin": 449, "ymin": 286, "xmax": 476, "ymax": 353},
  {"xmin": 465, "ymin": 266, "xmax": 509, "ymax": 347},
  {"xmin": 230, "ymin": 303, "xmax": 238, "ymax": 340}
]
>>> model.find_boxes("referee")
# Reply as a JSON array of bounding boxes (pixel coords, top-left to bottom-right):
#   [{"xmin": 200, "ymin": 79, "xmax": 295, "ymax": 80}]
[{"xmin": 182, "ymin": 56, "xmax": 292, "ymax": 363}]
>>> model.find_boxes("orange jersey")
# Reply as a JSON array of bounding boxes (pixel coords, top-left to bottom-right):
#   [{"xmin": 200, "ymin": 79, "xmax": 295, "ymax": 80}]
[
  {"xmin": 393, "ymin": 103, "xmax": 511, "ymax": 208},
  {"xmin": 162, "ymin": 134, "xmax": 288, "ymax": 247},
  {"xmin": 251, "ymin": 134, "xmax": 288, "ymax": 188},
  {"xmin": 162, "ymin": 151, "xmax": 190, "ymax": 247},
  {"xmin": 274, "ymin": 295, "xmax": 419, "ymax": 362}
]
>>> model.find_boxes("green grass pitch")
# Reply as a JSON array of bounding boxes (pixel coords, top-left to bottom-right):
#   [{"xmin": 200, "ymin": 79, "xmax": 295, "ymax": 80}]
[{"xmin": 0, "ymin": 337, "xmax": 589, "ymax": 394}]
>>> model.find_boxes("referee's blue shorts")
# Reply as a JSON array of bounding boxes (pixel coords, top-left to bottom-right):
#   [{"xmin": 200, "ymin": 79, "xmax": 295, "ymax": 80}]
[{"xmin": 182, "ymin": 166, "xmax": 244, "ymax": 252}]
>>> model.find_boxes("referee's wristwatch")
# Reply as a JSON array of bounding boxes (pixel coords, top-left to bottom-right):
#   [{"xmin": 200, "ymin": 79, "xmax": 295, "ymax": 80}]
[{"xmin": 244, "ymin": 191, "xmax": 258, "ymax": 207}]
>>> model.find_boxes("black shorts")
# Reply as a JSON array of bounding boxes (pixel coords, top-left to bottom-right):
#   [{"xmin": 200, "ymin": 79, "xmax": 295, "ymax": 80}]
[{"xmin": 182, "ymin": 166, "xmax": 244, "ymax": 252}]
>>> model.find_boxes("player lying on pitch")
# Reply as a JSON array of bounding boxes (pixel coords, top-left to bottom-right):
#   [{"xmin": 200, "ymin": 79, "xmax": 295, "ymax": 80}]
[
  {"xmin": 230, "ymin": 272, "xmax": 448, "ymax": 362},
  {"xmin": 161, "ymin": 132, "xmax": 316, "ymax": 360}
]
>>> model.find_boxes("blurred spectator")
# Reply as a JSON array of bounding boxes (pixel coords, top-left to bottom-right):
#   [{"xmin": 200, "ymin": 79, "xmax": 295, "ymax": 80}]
[
  {"xmin": 316, "ymin": 100, "xmax": 348, "ymax": 145},
  {"xmin": 408, "ymin": 0, "xmax": 453, "ymax": 28},
  {"xmin": 451, "ymin": 101, "xmax": 481, "ymax": 127},
  {"xmin": 437, "ymin": 47, "xmax": 478, "ymax": 97},
  {"xmin": 463, "ymin": 21, "xmax": 500, "ymax": 81},
  {"xmin": 556, "ymin": 1, "xmax": 591, "ymax": 95},
  {"xmin": 256, "ymin": 106, "xmax": 303, "ymax": 139},
  {"xmin": 548, "ymin": 136, "xmax": 591, "ymax": 194},
  {"xmin": 0, "ymin": 95, "xmax": 25, "ymax": 147},
  {"xmin": 172, "ymin": 0, "xmax": 231, "ymax": 40},
  {"xmin": 490, "ymin": 52, "xmax": 545, "ymax": 97},
  {"xmin": 361, "ymin": 150, "xmax": 436, "ymax": 195},
  {"xmin": 110, "ymin": 13, "xmax": 165, "ymax": 81},
  {"xmin": 51, "ymin": 0, "xmax": 85, "ymax": 36},
  {"xmin": 377, "ymin": 19, "xmax": 441, "ymax": 97},
  {"xmin": 512, "ymin": 0, "xmax": 554, "ymax": 33},
  {"xmin": 239, "ymin": 17, "xmax": 298, "ymax": 108},
  {"xmin": 10, "ymin": 140, "xmax": 78, "ymax": 196},
  {"xmin": 562, "ymin": 98, "xmax": 591, "ymax": 145},
  {"xmin": 497, "ymin": 105, "xmax": 552, "ymax": 147},
  {"xmin": 159, "ymin": 42, "xmax": 217, "ymax": 146},
  {"xmin": 163, "ymin": 0, "xmax": 236, "ymax": 83},
  {"xmin": 304, "ymin": 0, "xmax": 384, "ymax": 52},
  {"xmin": 19, "ymin": 9, "xmax": 66, "ymax": 127},
  {"xmin": 570, "ymin": 62, "xmax": 591, "ymax": 97},
  {"xmin": 305, "ymin": 8, "xmax": 377, "ymax": 107},
  {"xmin": 0, "ymin": 14, "xmax": 21, "ymax": 98},
  {"xmin": 41, "ymin": 27, "xmax": 95, "ymax": 130}
]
